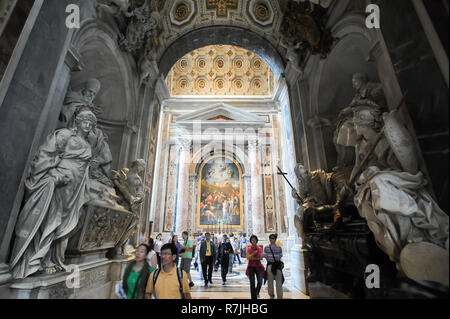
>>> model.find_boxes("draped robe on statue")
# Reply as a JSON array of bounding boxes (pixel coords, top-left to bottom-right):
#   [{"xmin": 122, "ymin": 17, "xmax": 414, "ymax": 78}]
[
  {"xmin": 353, "ymin": 137, "xmax": 449, "ymax": 265},
  {"xmin": 10, "ymin": 129, "xmax": 92, "ymax": 279}
]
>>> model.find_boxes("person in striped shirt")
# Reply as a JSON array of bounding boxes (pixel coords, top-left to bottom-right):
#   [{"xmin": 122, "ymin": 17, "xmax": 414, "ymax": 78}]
[{"xmin": 264, "ymin": 234, "xmax": 284, "ymax": 299}]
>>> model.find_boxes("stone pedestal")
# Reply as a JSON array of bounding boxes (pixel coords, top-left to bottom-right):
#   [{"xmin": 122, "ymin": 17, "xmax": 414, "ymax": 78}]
[
  {"xmin": 8, "ymin": 256, "xmax": 133, "ymax": 299},
  {"xmin": 290, "ymin": 244, "xmax": 309, "ymax": 296},
  {"xmin": 2, "ymin": 200, "xmax": 137, "ymax": 299}
]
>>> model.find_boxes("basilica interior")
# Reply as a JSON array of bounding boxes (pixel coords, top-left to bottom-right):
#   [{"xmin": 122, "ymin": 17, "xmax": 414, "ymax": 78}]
[{"xmin": 0, "ymin": 0, "xmax": 448, "ymax": 299}]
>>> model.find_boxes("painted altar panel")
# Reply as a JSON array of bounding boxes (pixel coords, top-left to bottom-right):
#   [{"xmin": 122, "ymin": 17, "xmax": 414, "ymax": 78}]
[{"xmin": 197, "ymin": 155, "xmax": 243, "ymax": 229}]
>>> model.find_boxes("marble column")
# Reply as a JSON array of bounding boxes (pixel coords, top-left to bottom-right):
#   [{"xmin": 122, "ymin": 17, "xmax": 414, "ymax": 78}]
[
  {"xmin": 175, "ymin": 137, "xmax": 192, "ymax": 235},
  {"xmin": 248, "ymin": 138, "xmax": 264, "ymax": 238}
]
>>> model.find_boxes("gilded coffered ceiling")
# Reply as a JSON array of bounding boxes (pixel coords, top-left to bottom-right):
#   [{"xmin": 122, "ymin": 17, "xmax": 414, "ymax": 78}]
[
  {"xmin": 158, "ymin": 0, "xmax": 283, "ymax": 55},
  {"xmin": 166, "ymin": 45, "xmax": 277, "ymax": 96}
]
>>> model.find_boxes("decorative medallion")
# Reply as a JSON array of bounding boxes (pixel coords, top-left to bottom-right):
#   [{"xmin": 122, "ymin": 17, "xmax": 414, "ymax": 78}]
[
  {"xmin": 175, "ymin": 3, "xmax": 190, "ymax": 21},
  {"xmin": 247, "ymin": 0, "xmax": 275, "ymax": 27},
  {"xmin": 170, "ymin": 0, "xmax": 196, "ymax": 26},
  {"xmin": 255, "ymin": 3, "xmax": 270, "ymax": 22}
]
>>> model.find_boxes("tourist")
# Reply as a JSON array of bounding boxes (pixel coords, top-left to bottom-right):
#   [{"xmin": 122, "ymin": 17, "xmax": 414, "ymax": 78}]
[
  {"xmin": 217, "ymin": 234, "xmax": 233, "ymax": 285},
  {"xmin": 154, "ymin": 233, "xmax": 163, "ymax": 268},
  {"xmin": 145, "ymin": 243, "xmax": 191, "ymax": 299},
  {"xmin": 232, "ymin": 236, "xmax": 242, "ymax": 265},
  {"xmin": 146, "ymin": 237, "xmax": 158, "ymax": 270},
  {"xmin": 172, "ymin": 234, "xmax": 181, "ymax": 266},
  {"xmin": 264, "ymin": 234, "xmax": 284, "ymax": 299},
  {"xmin": 213, "ymin": 235, "xmax": 220, "ymax": 272},
  {"xmin": 199, "ymin": 232, "xmax": 216, "ymax": 287},
  {"xmin": 180, "ymin": 231, "xmax": 195, "ymax": 288},
  {"xmin": 246, "ymin": 235, "xmax": 265, "ymax": 299},
  {"xmin": 122, "ymin": 244, "xmax": 154, "ymax": 299},
  {"xmin": 240, "ymin": 234, "xmax": 248, "ymax": 259}
]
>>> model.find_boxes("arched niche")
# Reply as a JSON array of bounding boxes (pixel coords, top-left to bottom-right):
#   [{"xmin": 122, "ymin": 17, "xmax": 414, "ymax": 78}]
[
  {"xmin": 312, "ymin": 15, "xmax": 379, "ymax": 170},
  {"xmin": 158, "ymin": 26, "xmax": 286, "ymax": 79},
  {"xmin": 69, "ymin": 20, "xmax": 138, "ymax": 170}
]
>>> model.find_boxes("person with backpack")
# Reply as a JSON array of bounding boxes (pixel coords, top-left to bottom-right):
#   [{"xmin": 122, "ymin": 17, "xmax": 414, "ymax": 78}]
[
  {"xmin": 145, "ymin": 243, "xmax": 191, "ymax": 299},
  {"xmin": 121, "ymin": 244, "xmax": 154, "ymax": 299},
  {"xmin": 264, "ymin": 234, "xmax": 284, "ymax": 299}
]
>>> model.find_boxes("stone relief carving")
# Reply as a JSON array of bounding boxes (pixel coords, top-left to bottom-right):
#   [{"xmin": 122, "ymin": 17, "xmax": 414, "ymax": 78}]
[
  {"xmin": 280, "ymin": 0, "xmax": 335, "ymax": 68},
  {"xmin": 79, "ymin": 206, "xmax": 132, "ymax": 250},
  {"xmin": 97, "ymin": 0, "xmax": 163, "ymax": 85}
]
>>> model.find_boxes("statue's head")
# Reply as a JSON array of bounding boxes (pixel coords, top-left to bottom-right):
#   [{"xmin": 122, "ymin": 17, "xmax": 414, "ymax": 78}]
[
  {"xmin": 353, "ymin": 106, "xmax": 383, "ymax": 136},
  {"xmin": 75, "ymin": 110, "xmax": 97, "ymax": 134},
  {"xmin": 352, "ymin": 73, "xmax": 368, "ymax": 90},
  {"xmin": 132, "ymin": 159, "xmax": 146, "ymax": 174},
  {"xmin": 83, "ymin": 78, "xmax": 101, "ymax": 103},
  {"xmin": 294, "ymin": 164, "xmax": 309, "ymax": 181}
]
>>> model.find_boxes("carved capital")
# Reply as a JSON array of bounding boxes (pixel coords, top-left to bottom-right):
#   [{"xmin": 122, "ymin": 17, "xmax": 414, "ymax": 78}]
[
  {"xmin": 248, "ymin": 137, "xmax": 260, "ymax": 152},
  {"xmin": 176, "ymin": 137, "xmax": 192, "ymax": 151}
]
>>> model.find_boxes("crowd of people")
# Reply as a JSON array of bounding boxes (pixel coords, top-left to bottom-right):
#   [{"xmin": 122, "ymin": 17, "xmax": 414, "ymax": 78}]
[{"xmin": 118, "ymin": 231, "xmax": 285, "ymax": 299}]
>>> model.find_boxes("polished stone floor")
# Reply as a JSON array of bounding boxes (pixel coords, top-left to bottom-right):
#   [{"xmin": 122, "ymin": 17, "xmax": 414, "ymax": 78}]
[{"xmin": 188, "ymin": 255, "xmax": 309, "ymax": 299}]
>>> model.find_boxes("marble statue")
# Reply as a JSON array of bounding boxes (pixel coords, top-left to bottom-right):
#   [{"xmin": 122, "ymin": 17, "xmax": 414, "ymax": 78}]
[
  {"xmin": 333, "ymin": 72, "xmax": 386, "ymax": 171},
  {"xmin": 59, "ymin": 78, "xmax": 113, "ymax": 187},
  {"xmin": 10, "ymin": 110, "xmax": 98, "ymax": 279},
  {"xmin": 349, "ymin": 106, "xmax": 449, "ymax": 285},
  {"xmin": 112, "ymin": 159, "xmax": 146, "ymax": 255},
  {"xmin": 118, "ymin": 0, "xmax": 161, "ymax": 54},
  {"xmin": 59, "ymin": 78, "xmax": 102, "ymax": 128},
  {"xmin": 349, "ymin": 73, "xmax": 386, "ymax": 110}
]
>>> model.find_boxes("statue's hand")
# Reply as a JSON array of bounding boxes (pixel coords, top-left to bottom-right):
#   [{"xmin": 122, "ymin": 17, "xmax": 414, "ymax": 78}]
[
  {"xmin": 50, "ymin": 171, "xmax": 71, "ymax": 186},
  {"xmin": 90, "ymin": 159, "xmax": 100, "ymax": 169}
]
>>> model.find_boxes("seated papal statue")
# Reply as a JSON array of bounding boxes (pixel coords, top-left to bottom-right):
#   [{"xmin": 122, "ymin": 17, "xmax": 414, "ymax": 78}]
[{"xmin": 10, "ymin": 110, "xmax": 98, "ymax": 279}]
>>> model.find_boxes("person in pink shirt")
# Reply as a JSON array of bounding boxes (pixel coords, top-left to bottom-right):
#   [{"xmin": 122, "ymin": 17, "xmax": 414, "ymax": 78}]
[{"xmin": 246, "ymin": 235, "xmax": 265, "ymax": 299}]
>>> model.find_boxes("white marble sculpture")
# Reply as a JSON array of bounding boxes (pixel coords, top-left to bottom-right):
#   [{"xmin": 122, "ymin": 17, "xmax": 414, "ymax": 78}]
[
  {"xmin": 10, "ymin": 111, "xmax": 98, "ymax": 279},
  {"xmin": 350, "ymin": 106, "xmax": 449, "ymax": 285}
]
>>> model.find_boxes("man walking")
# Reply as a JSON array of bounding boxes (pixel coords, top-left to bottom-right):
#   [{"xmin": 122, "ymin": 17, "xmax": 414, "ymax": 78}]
[
  {"xmin": 180, "ymin": 231, "xmax": 195, "ymax": 288},
  {"xmin": 145, "ymin": 243, "xmax": 191, "ymax": 299},
  {"xmin": 199, "ymin": 232, "xmax": 216, "ymax": 287},
  {"xmin": 217, "ymin": 234, "xmax": 233, "ymax": 285}
]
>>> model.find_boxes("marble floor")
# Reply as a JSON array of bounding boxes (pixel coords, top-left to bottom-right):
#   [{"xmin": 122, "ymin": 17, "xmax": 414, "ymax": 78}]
[{"xmin": 188, "ymin": 256, "xmax": 309, "ymax": 299}]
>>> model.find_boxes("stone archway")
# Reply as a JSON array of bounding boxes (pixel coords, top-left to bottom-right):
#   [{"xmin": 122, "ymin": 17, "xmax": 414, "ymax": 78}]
[{"xmin": 158, "ymin": 26, "xmax": 286, "ymax": 78}]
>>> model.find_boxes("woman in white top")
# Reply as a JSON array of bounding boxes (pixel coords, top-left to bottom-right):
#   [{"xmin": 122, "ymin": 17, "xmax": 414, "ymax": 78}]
[
  {"xmin": 154, "ymin": 234, "xmax": 163, "ymax": 268},
  {"xmin": 146, "ymin": 238, "xmax": 158, "ymax": 270}
]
